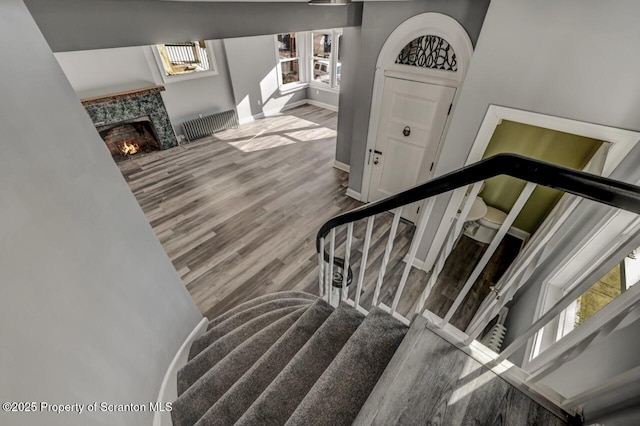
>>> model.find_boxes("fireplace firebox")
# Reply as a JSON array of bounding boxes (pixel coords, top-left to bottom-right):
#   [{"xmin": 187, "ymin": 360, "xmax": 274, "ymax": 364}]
[{"xmin": 97, "ymin": 117, "xmax": 161, "ymax": 161}]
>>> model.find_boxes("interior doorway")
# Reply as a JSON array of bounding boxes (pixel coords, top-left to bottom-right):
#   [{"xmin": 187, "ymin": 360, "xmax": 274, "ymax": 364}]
[{"xmin": 421, "ymin": 105, "xmax": 640, "ymax": 350}]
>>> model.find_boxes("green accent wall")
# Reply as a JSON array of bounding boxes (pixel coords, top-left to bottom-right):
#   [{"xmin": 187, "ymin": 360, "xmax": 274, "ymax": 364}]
[{"xmin": 480, "ymin": 120, "xmax": 603, "ymax": 233}]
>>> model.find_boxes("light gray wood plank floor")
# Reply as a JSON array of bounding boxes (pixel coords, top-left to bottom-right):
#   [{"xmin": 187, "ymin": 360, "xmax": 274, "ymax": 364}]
[
  {"xmin": 118, "ymin": 105, "xmax": 427, "ymax": 320},
  {"xmin": 355, "ymin": 315, "xmax": 568, "ymax": 425}
]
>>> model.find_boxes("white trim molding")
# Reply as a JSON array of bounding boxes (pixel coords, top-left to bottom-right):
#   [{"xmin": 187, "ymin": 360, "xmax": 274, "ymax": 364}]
[
  {"xmin": 345, "ymin": 188, "xmax": 361, "ymax": 201},
  {"xmin": 361, "ymin": 13, "xmax": 474, "ymax": 204},
  {"xmin": 154, "ymin": 318, "xmax": 208, "ymax": 426},
  {"xmin": 403, "ymin": 255, "xmax": 425, "ymax": 270},
  {"xmin": 307, "ymin": 99, "xmax": 339, "ymax": 112},
  {"xmin": 333, "ymin": 160, "xmax": 350, "ymax": 173}
]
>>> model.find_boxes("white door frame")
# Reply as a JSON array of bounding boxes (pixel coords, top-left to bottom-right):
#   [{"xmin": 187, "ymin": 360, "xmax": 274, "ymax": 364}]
[
  {"xmin": 360, "ymin": 13, "xmax": 474, "ymax": 203},
  {"xmin": 423, "ymin": 105, "xmax": 640, "ymax": 274}
]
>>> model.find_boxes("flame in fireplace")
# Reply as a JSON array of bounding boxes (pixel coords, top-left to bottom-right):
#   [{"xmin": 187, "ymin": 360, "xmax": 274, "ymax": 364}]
[{"xmin": 120, "ymin": 141, "xmax": 140, "ymax": 156}]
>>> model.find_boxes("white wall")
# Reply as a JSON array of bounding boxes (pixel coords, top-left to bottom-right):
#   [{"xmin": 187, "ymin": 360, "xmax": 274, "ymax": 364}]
[
  {"xmin": 423, "ymin": 0, "xmax": 640, "ymax": 419},
  {"xmin": 223, "ymin": 35, "xmax": 307, "ymax": 123},
  {"xmin": 54, "ymin": 41, "xmax": 236, "ymax": 135},
  {"xmin": 0, "ymin": 1, "xmax": 201, "ymax": 425}
]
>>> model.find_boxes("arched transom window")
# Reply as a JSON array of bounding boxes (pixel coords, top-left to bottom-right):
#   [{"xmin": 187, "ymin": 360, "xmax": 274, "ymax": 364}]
[{"xmin": 395, "ymin": 35, "xmax": 457, "ymax": 71}]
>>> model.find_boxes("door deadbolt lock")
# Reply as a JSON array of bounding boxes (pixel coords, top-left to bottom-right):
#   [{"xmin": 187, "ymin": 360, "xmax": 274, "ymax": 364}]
[
  {"xmin": 373, "ymin": 149, "xmax": 382, "ymax": 165},
  {"xmin": 402, "ymin": 126, "xmax": 411, "ymax": 137}
]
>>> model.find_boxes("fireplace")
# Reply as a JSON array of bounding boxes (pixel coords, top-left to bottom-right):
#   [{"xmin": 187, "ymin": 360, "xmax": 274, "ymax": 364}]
[
  {"xmin": 98, "ymin": 116, "xmax": 161, "ymax": 161},
  {"xmin": 80, "ymin": 83, "xmax": 179, "ymax": 161}
]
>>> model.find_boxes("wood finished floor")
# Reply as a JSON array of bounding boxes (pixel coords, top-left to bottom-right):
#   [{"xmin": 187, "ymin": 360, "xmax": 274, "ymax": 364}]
[{"xmin": 118, "ymin": 104, "xmax": 500, "ymax": 325}]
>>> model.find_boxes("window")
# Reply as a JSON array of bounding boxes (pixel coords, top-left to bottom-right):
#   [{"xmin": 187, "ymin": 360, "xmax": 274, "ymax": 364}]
[
  {"xmin": 529, "ymin": 211, "xmax": 640, "ymax": 362},
  {"xmin": 274, "ymin": 29, "xmax": 343, "ymax": 92},
  {"xmin": 152, "ymin": 40, "xmax": 217, "ymax": 83},
  {"xmin": 276, "ymin": 33, "xmax": 301, "ymax": 86},
  {"xmin": 335, "ymin": 34, "xmax": 342, "ymax": 86},
  {"xmin": 310, "ymin": 30, "xmax": 342, "ymax": 89}
]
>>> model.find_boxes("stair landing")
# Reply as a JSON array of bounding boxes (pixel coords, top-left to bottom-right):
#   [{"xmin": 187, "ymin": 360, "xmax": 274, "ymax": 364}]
[{"xmin": 355, "ymin": 315, "xmax": 569, "ymax": 425}]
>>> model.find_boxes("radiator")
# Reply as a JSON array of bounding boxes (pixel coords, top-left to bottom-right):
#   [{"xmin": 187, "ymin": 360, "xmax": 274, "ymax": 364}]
[{"xmin": 182, "ymin": 109, "xmax": 238, "ymax": 142}]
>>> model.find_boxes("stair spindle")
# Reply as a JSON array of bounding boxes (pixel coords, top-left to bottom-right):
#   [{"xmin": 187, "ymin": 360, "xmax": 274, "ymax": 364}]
[
  {"xmin": 355, "ymin": 216, "xmax": 375, "ymax": 308},
  {"xmin": 373, "ymin": 208, "xmax": 402, "ymax": 307},
  {"xmin": 342, "ymin": 223, "xmax": 354, "ymax": 303}
]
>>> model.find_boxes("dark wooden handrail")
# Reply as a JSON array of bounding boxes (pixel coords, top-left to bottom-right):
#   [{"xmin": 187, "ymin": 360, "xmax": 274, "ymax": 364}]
[{"xmin": 317, "ymin": 153, "xmax": 640, "ymax": 255}]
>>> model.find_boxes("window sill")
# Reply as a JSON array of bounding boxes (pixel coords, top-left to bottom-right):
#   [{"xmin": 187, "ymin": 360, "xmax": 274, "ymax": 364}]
[
  {"xmin": 279, "ymin": 82, "xmax": 308, "ymax": 95},
  {"xmin": 308, "ymin": 83, "xmax": 340, "ymax": 94},
  {"xmin": 161, "ymin": 69, "xmax": 219, "ymax": 84}
]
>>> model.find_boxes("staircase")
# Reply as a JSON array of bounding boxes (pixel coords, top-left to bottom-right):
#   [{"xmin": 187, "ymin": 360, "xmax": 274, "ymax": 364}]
[
  {"xmin": 171, "ymin": 154, "xmax": 640, "ymax": 425},
  {"xmin": 171, "ymin": 291, "xmax": 408, "ymax": 425}
]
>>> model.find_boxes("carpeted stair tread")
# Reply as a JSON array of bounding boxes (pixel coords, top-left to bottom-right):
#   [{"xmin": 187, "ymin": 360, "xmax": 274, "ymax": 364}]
[
  {"xmin": 353, "ymin": 314, "xmax": 427, "ymax": 426},
  {"xmin": 285, "ymin": 307, "xmax": 408, "ymax": 426},
  {"xmin": 172, "ymin": 306, "xmax": 308, "ymax": 426},
  {"xmin": 190, "ymin": 297, "xmax": 313, "ymax": 359},
  {"xmin": 195, "ymin": 299, "xmax": 334, "ymax": 426},
  {"xmin": 206, "ymin": 291, "xmax": 317, "ymax": 330},
  {"xmin": 235, "ymin": 304, "xmax": 364, "ymax": 426},
  {"xmin": 178, "ymin": 305, "xmax": 305, "ymax": 394}
]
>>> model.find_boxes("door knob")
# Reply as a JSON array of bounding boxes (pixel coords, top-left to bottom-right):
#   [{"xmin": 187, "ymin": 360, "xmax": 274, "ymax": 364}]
[{"xmin": 403, "ymin": 126, "xmax": 411, "ymax": 137}]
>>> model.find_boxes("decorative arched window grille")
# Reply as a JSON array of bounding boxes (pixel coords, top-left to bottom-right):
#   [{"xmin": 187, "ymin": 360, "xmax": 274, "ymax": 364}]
[{"xmin": 395, "ymin": 35, "xmax": 457, "ymax": 71}]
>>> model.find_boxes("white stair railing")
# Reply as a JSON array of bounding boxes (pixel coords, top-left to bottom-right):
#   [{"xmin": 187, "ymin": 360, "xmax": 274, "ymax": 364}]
[{"xmin": 315, "ymin": 153, "xmax": 640, "ymax": 418}]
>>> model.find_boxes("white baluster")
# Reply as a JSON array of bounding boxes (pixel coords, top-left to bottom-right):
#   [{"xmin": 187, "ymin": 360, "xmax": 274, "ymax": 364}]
[
  {"xmin": 391, "ymin": 198, "xmax": 435, "ymax": 315},
  {"xmin": 355, "ymin": 216, "xmax": 375, "ymax": 308},
  {"xmin": 441, "ymin": 183, "xmax": 536, "ymax": 327},
  {"xmin": 465, "ymin": 196, "xmax": 582, "ymax": 341},
  {"xmin": 373, "ymin": 208, "xmax": 402, "ymax": 307},
  {"xmin": 342, "ymin": 223, "xmax": 354, "ymax": 303},
  {"xmin": 318, "ymin": 237, "xmax": 325, "ymax": 299},
  {"xmin": 416, "ymin": 224, "xmax": 456, "ymax": 314},
  {"xmin": 327, "ymin": 228, "xmax": 336, "ymax": 307}
]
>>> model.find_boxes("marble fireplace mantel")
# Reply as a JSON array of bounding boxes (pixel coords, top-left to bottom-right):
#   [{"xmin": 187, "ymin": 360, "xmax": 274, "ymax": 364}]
[{"xmin": 80, "ymin": 81, "xmax": 178, "ymax": 150}]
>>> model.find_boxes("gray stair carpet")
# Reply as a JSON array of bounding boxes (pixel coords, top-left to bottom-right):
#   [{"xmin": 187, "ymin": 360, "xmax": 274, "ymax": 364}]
[
  {"xmin": 190, "ymin": 297, "xmax": 313, "ymax": 359},
  {"xmin": 206, "ymin": 291, "xmax": 317, "ymax": 331},
  {"xmin": 195, "ymin": 299, "xmax": 334, "ymax": 426},
  {"xmin": 178, "ymin": 305, "xmax": 305, "ymax": 394},
  {"xmin": 235, "ymin": 303, "xmax": 365, "ymax": 426},
  {"xmin": 172, "ymin": 306, "xmax": 308, "ymax": 426},
  {"xmin": 286, "ymin": 307, "xmax": 408, "ymax": 426}
]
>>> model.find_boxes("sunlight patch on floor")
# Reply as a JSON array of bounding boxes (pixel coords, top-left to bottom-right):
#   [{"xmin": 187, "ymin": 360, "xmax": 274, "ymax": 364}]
[
  {"xmin": 448, "ymin": 362, "xmax": 496, "ymax": 405},
  {"xmin": 224, "ymin": 117, "xmax": 337, "ymax": 153}
]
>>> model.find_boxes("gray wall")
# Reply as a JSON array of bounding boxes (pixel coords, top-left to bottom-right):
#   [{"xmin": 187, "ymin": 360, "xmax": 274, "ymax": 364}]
[
  {"xmin": 335, "ymin": 26, "xmax": 361, "ymax": 164},
  {"xmin": 307, "ymin": 87, "xmax": 339, "ymax": 110},
  {"xmin": 339, "ymin": 0, "xmax": 490, "ymax": 186},
  {"xmin": 224, "ymin": 35, "xmax": 307, "ymax": 123},
  {"xmin": 24, "ymin": 0, "xmax": 362, "ymax": 52},
  {"xmin": 427, "ymin": 0, "xmax": 640, "ymax": 418},
  {"xmin": 0, "ymin": 1, "xmax": 202, "ymax": 424},
  {"xmin": 54, "ymin": 41, "xmax": 236, "ymax": 135}
]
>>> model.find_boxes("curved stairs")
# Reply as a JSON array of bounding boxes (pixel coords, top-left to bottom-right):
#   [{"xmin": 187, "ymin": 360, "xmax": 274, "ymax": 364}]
[
  {"xmin": 171, "ymin": 291, "xmax": 408, "ymax": 426},
  {"xmin": 171, "ymin": 291, "xmax": 568, "ymax": 425}
]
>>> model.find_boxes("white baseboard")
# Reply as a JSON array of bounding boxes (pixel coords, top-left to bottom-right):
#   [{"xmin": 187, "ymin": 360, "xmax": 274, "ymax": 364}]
[
  {"xmin": 282, "ymin": 99, "xmax": 309, "ymax": 112},
  {"xmin": 154, "ymin": 317, "xmax": 209, "ymax": 426},
  {"xmin": 306, "ymin": 99, "xmax": 339, "ymax": 112},
  {"xmin": 345, "ymin": 188, "xmax": 361, "ymax": 201},
  {"xmin": 403, "ymin": 255, "xmax": 426, "ymax": 271},
  {"xmin": 238, "ymin": 99, "xmax": 335, "ymax": 126},
  {"xmin": 333, "ymin": 161, "xmax": 350, "ymax": 173}
]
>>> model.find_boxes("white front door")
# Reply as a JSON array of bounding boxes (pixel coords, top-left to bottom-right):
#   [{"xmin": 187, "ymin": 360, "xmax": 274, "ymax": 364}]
[{"xmin": 367, "ymin": 77, "xmax": 456, "ymax": 222}]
